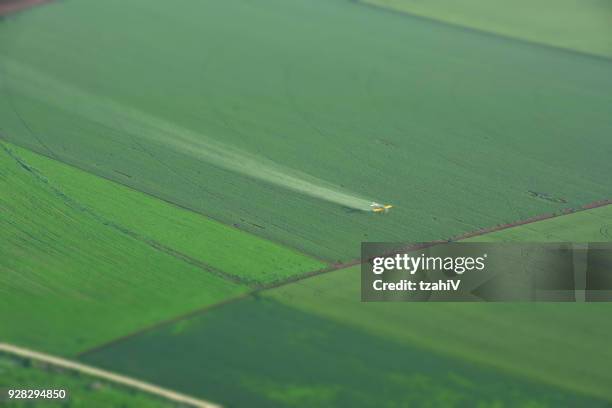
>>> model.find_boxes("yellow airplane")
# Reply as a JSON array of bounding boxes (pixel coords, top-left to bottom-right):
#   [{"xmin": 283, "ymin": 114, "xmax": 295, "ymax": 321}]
[{"xmin": 370, "ymin": 202, "xmax": 393, "ymax": 213}]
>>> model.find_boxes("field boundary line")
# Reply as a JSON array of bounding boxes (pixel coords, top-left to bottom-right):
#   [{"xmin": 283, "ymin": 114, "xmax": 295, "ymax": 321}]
[
  {"xmin": 75, "ymin": 263, "xmax": 352, "ymax": 358},
  {"xmin": 352, "ymin": 0, "xmax": 612, "ymax": 63},
  {"xmin": 2, "ymin": 142, "xmax": 250, "ymax": 285},
  {"xmin": 448, "ymin": 199, "xmax": 612, "ymax": 241},
  {"xmin": 0, "ymin": 343, "xmax": 222, "ymax": 408},
  {"xmin": 77, "ymin": 200, "xmax": 612, "ymax": 357},
  {"xmin": 76, "ymin": 260, "xmax": 362, "ymax": 358},
  {"xmin": 0, "ymin": 138, "xmax": 331, "ymax": 265},
  {"xmin": 75, "ymin": 291, "xmax": 254, "ymax": 358}
]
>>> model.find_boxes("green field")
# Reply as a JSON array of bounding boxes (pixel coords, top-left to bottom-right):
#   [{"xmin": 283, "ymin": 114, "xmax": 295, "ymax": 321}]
[
  {"xmin": 10, "ymin": 144, "xmax": 325, "ymax": 284},
  {"xmin": 0, "ymin": 138, "xmax": 324, "ymax": 355},
  {"xmin": 79, "ymin": 206, "xmax": 612, "ymax": 407},
  {"xmin": 79, "ymin": 297, "xmax": 604, "ymax": 408},
  {"xmin": 1, "ymin": 136, "xmax": 323, "ymax": 355},
  {"xmin": 267, "ymin": 205, "xmax": 612, "ymax": 401},
  {"xmin": 0, "ymin": 354, "xmax": 173, "ymax": 407},
  {"xmin": 0, "ymin": 142, "xmax": 250, "ymax": 355},
  {"xmin": 1, "ymin": 1, "xmax": 611, "ymax": 406},
  {"xmin": 1, "ymin": 0, "xmax": 610, "ymax": 261},
  {"xmin": 467, "ymin": 205, "xmax": 612, "ymax": 242},
  {"xmin": 360, "ymin": 0, "xmax": 612, "ymax": 58}
]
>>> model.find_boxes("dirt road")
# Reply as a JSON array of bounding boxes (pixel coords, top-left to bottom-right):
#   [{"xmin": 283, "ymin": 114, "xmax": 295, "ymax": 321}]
[{"xmin": 0, "ymin": 343, "xmax": 221, "ymax": 408}]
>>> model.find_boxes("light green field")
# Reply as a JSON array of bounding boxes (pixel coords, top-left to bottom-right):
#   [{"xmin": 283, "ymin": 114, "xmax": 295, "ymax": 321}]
[
  {"xmin": 360, "ymin": 0, "xmax": 612, "ymax": 58},
  {"xmin": 266, "ymin": 205, "xmax": 612, "ymax": 401},
  {"xmin": 0, "ymin": 139, "xmax": 323, "ymax": 355},
  {"xmin": 0, "ymin": 354, "xmax": 173, "ymax": 408},
  {"xmin": 1, "ymin": 0, "xmax": 610, "ymax": 261},
  {"xmin": 0, "ymin": 142, "xmax": 249, "ymax": 355},
  {"xmin": 11, "ymin": 144, "xmax": 325, "ymax": 284}
]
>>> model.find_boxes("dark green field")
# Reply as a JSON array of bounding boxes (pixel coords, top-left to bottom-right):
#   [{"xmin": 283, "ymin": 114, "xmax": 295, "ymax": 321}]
[
  {"xmin": 1, "ymin": 0, "xmax": 610, "ymax": 261},
  {"xmin": 79, "ymin": 298, "xmax": 605, "ymax": 408}
]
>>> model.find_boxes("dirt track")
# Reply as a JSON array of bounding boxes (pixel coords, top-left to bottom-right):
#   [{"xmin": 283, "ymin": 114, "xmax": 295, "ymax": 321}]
[{"xmin": 0, "ymin": 343, "xmax": 221, "ymax": 408}]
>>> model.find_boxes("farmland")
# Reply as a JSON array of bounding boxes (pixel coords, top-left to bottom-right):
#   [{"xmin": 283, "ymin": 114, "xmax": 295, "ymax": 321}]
[
  {"xmin": 0, "ymin": 139, "xmax": 325, "ymax": 355},
  {"xmin": 79, "ymin": 206, "xmax": 612, "ymax": 407},
  {"xmin": 0, "ymin": 354, "xmax": 174, "ymax": 407},
  {"xmin": 359, "ymin": 0, "xmax": 612, "ymax": 58},
  {"xmin": 466, "ymin": 204, "xmax": 612, "ymax": 243},
  {"xmin": 0, "ymin": 141, "xmax": 250, "ymax": 355},
  {"xmin": 1, "ymin": 0, "xmax": 610, "ymax": 261},
  {"xmin": 10, "ymin": 144, "xmax": 325, "ymax": 285},
  {"xmin": 267, "ymin": 205, "xmax": 612, "ymax": 401},
  {"xmin": 79, "ymin": 297, "xmax": 604, "ymax": 408},
  {"xmin": 0, "ymin": 0, "xmax": 611, "ymax": 406}
]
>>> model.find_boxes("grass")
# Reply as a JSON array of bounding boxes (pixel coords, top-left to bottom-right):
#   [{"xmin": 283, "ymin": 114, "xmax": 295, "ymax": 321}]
[
  {"xmin": 0, "ymin": 354, "xmax": 174, "ymax": 407},
  {"xmin": 1, "ymin": 0, "xmax": 610, "ymax": 261},
  {"xmin": 359, "ymin": 0, "xmax": 612, "ymax": 58},
  {"xmin": 266, "ymin": 205, "xmax": 612, "ymax": 401},
  {"xmin": 79, "ymin": 298, "xmax": 604, "ymax": 408},
  {"xmin": 0, "ymin": 141, "xmax": 248, "ymax": 355}
]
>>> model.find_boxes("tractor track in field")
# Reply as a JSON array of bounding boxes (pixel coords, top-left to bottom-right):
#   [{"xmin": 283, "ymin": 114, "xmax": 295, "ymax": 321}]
[
  {"xmin": 0, "ymin": 343, "xmax": 221, "ymax": 408},
  {"xmin": 76, "ymin": 199, "xmax": 611, "ymax": 358}
]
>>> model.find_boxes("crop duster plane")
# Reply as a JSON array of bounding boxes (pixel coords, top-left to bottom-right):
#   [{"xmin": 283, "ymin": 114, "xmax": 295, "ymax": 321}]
[{"xmin": 370, "ymin": 202, "xmax": 393, "ymax": 213}]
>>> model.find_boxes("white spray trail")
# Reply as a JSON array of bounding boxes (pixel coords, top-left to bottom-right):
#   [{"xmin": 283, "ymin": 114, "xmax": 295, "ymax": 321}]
[{"xmin": 2, "ymin": 58, "xmax": 376, "ymax": 211}]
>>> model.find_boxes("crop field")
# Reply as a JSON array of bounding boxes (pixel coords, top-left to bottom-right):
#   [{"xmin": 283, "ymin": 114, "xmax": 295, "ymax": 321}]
[
  {"xmin": 10, "ymin": 144, "xmax": 325, "ymax": 285},
  {"xmin": 1, "ymin": 0, "xmax": 611, "ymax": 261},
  {"xmin": 0, "ymin": 142, "xmax": 251, "ymax": 355},
  {"xmin": 1, "ymin": 0, "xmax": 611, "ymax": 407},
  {"xmin": 0, "ymin": 354, "xmax": 174, "ymax": 407},
  {"xmin": 360, "ymin": 0, "xmax": 612, "ymax": 58},
  {"xmin": 79, "ymin": 297, "xmax": 604, "ymax": 408},
  {"xmin": 0, "ymin": 140, "xmax": 323, "ymax": 355},
  {"xmin": 78, "ymin": 205, "xmax": 612, "ymax": 407},
  {"xmin": 466, "ymin": 204, "xmax": 612, "ymax": 243},
  {"xmin": 267, "ymin": 205, "xmax": 612, "ymax": 401}
]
